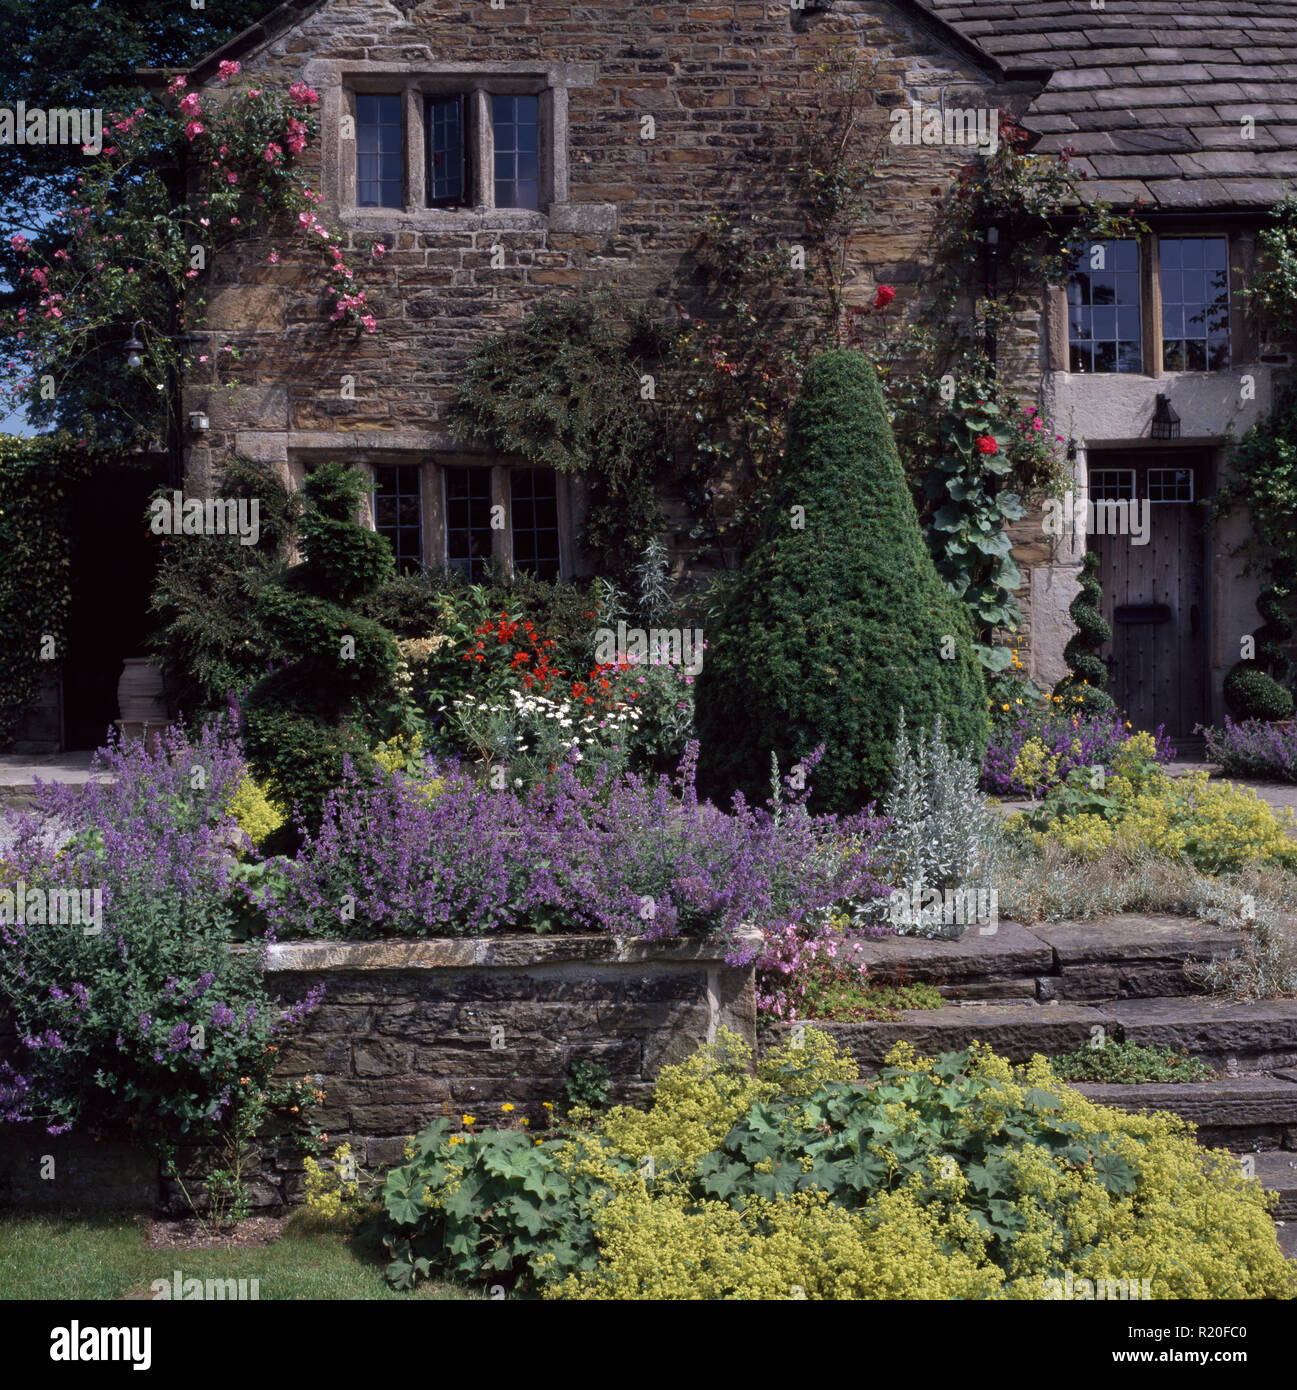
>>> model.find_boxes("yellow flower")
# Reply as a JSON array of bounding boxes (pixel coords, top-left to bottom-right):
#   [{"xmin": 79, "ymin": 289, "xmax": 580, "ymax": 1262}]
[
  {"xmin": 1001, "ymin": 703, "xmax": 1010, "ymax": 711},
  {"xmin": 1014, "ymin": 699, "xmax": 1022, "ymax": 705},
  {"xmin": 521, "ymin": 1117, "xmax": 530, "ymax": 1126},
  {"xmin": 1126, "ymin": 721, "xmax": 1132, "ymax": 729},
  {"xmin": 542, "ymin": 1102, "xmax": 554, "ymax": 1110},
  {"xmin": 534, "ymin": 1138, "xmax": 544, "ymax": 1146},
  {"xmin": 449, "ymin": 1134, "xmax": 463, "ymax": 1146},
  {"xmin": 502, "ymin": 1103, "xmax": 515, "ymax": 1113},
  {"xmin": 462, "ymin": 1114, "xmax": 476, "ymax": 1126}
]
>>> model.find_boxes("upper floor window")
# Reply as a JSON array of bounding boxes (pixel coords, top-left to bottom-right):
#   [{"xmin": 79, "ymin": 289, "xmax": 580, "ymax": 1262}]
[
  {"xmin": 491, "ymin": 96, "xmax": 540, "ymax": 212},
  {"xmin": 1068, "ymin": 239, "xmax": 1142, "ymax": 374},
  {"xmin": 346, "ymin": 80, "xmax": 553, "ymax": 214},
  {"xmin": 426, "ymin": 95, "xmax": 468, "ymax": 207},
  {"xmin": 1160, "ymin": 237, "xmax": 1230, "ymax": 372},
  {"xmin": 356, "ymin": 94, "xmax": 403, "ymax": 209}
]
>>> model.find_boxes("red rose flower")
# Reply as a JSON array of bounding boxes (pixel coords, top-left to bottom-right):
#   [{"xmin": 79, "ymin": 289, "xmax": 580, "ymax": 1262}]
[
  {"xmin": 873, "ymin": 284, "xmax": 896, "ymax": 309},
  {"xmin": 975, "ymin": 435, "xmax": 999, "ymax": 455}
]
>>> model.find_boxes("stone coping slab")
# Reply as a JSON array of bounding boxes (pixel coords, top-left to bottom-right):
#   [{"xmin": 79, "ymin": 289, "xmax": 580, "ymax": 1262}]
[
  {"xmin": 1029, "ymin": 915, "xmax": 1243, "ymax": 966},
  {"xmin": 264, "ymin": 928, "xmax": 762, "ymax": 973}
]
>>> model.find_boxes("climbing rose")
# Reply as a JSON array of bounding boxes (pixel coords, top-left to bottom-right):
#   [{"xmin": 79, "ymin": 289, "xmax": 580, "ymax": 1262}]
[
  {"xmin": 873, "ymin": 284, "xmax": 896, "ymax": 309},
  {"xmin": 217, "ymin": 60, "xmax": 242, "ymax": 83},
  {"xmin": 975, "ymin": 435, "xmax": 998, "ymax": 455}
]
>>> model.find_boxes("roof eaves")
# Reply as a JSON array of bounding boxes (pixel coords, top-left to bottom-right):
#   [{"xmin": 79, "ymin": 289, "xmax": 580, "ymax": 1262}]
[{"xmin": 170, "ymin": 0, "xmax": 328, "ymax": 88}]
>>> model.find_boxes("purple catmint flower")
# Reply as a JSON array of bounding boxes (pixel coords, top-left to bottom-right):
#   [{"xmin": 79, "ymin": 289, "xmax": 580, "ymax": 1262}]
[
  {"xmin": 166, "ymin": 1022, "xmax": 191, "ymax": 1053},
  {"xmin": 210, "ymin": 1002, "xmax": 236, "ymax": 1029}
]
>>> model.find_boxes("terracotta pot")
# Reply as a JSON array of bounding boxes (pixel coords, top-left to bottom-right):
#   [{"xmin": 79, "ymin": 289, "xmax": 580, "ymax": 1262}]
[{"xmin": 117, "ymin": 659, "xmax": 166, "ymax": 723}]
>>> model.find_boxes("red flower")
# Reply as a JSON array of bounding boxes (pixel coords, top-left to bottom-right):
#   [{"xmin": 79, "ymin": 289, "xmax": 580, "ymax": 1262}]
[
  {"xmin": 873, "ymin": 284, "xmax": 896, "ymax": 309},
  {"xmin": 975, "ymin": 435, "xmax": 999, "ymax": 456}
]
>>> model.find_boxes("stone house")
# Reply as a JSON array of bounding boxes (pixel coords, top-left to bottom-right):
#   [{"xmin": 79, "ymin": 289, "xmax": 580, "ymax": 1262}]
[{"xmin": 27, "ymin": 0, "xmax": 1288, "ymax": 751}]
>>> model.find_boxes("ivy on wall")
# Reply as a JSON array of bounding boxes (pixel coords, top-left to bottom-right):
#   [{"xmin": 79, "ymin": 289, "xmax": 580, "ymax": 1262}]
[
  {"xmin": 446, "ymin": 292, "xmax": 672, "ymax": 578},
  {"xmin": 0, "ymin": 433, "xmax": 91, "ymax": 747}
]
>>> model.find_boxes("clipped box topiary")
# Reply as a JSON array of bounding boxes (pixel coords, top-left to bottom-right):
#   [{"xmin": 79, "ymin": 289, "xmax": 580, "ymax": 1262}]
[{"xmin": 695, "ymin": 349, "xmax": 987, "ymax": 812}]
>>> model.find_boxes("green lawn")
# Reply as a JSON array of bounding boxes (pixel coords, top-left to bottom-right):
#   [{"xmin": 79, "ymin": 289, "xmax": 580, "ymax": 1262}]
[{"xmin": 0, "ymin": 1211, "xmax": 478, "ymax": 1300}]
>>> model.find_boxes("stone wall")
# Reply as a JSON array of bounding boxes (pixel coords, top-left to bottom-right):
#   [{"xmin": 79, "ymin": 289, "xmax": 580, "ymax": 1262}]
[{"xmin": 0, "ymin": 930, "xmax": 759, "ymax": 1212}]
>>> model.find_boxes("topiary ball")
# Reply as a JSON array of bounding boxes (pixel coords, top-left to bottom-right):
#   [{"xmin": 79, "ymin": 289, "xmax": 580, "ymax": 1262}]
[{"xmin": 1224, "ymin": 664, "xmax": 1295, "ymax": 721}]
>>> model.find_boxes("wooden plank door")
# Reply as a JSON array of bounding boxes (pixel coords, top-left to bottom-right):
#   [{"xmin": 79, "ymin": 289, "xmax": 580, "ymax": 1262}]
[{"xmin": 1089, "ymin": 452, "xmax": 1208, "ymax": 740}]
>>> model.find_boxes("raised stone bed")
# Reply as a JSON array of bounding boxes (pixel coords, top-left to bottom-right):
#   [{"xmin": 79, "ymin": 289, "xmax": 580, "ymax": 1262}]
[{"xmin": 1, "ymin": 929, "xmax": 760, "ymax": 1214}]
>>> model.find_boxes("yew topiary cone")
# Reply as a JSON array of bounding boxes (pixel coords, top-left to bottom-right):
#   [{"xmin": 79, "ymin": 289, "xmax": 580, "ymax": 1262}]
[{"xmin": 695, "ymin": 349, "xmax": 987, "ymax": 812}]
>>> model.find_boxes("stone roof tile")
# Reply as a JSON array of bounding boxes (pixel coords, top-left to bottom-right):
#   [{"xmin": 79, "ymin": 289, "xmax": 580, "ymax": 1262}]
[{"xmin": 922, "ymin": 0, "xmax": 1297, "ymax": 209}]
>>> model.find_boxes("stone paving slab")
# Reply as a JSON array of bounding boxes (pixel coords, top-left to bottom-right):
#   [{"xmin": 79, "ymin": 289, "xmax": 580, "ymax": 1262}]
[{"xmin": 0, "ymin": 752, "xmax": 97, "ymax": 786}]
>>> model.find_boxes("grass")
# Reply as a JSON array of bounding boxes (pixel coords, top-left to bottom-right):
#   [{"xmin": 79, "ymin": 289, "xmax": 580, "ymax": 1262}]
[{"xmin": 0, "ymin": 1210, "xmax": 479, "ymax": 1300}]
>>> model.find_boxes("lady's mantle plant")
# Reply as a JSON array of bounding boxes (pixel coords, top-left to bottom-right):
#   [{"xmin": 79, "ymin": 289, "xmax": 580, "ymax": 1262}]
[{"xmin": 2, "ymin": 60, "xmax": 379, "ymax": 448}]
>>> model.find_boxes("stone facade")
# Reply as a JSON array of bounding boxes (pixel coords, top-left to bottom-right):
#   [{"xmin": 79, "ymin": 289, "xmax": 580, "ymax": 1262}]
[
  {"xmin": 171, "ymin": 0, "xmax": 1297, "ymax": 733},
  {"xmin": 179, "ymin": 1, "xmax": 1070, "ymax": 646}
]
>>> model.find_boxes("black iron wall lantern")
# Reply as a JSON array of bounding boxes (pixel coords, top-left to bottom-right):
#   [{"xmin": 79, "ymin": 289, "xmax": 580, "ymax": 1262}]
[
  {"xmin": 1151, "ymin": 393, "xmax": 1181, "ymax": 441},
  {"xmin": 123, "ymin": 320, "xmax": 145, "ymax": 370}
]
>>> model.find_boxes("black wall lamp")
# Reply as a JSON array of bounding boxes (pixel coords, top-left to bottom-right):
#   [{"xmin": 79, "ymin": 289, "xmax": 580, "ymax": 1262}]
[{"xmin": 1151, "ymin": 393, "xmax": 1180, "ymax": 441}]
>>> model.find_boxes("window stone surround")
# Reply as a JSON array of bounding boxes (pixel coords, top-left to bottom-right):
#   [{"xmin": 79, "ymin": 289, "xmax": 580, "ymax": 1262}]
[{"xmin": 310, "ymin": 58, "xmax": 617, "ymax": 234}]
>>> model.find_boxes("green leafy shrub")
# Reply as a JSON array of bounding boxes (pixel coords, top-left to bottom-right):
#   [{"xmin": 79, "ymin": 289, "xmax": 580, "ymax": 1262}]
[
  {"xmin": 695, "ymin": 350, "xmax": 987, "ymax": 811},
  {"xmin": 241, "ymin": 462, "xmax": 398, "ymax": 830},
  {"xmin": 1225, "ymin": 664, "xmax": 1294, "ymax": 721},
  {"xmin": 1223, "ymin": 559, "xmax": 1295, "ymax": 720},
  {"xmin": 923, "ymin": 389, "xmax": 1026, "ymax": 673},
  {"xmin": 446, "ymin": 292, "xmax": 667, "ymax": 576},
  {"xmin": 1054, "ymin": 551, "xmax": 1116, "ymax": 716},
  {"xmin": 563, "ymin": 1060, "xmax": 613, "ymax": 1114},
  {"xmin": 1050, "ymin": 1042, "xmax": 1215, "ymax": 1085},
  {"xmin": 378, "ymin": 1029, "xmax": 1293, "ymax": 1300},
  {"xmin": 149, "ymin": 454, "xmax": 300, "ymax": 721}
]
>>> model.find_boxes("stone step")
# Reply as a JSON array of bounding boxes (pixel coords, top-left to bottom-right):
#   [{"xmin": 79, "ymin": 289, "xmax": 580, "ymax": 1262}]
[
  {"xmin": 779, "ymin": 996, "xmax": 1297, "ymax": 1072},
  {"xmin": 1099, "ymin": 997, "xmax": 1297, "ymax": 1069},
  {"xmin": 1072, "ymin": 1077, "xmax": 1297, "ymax": 1150},
  {"xmin": 1030, "ymin": 917, "xmax": 1243, "ymax": 1002},
  {"xmin": 855, "ymin": 915, "xmax": 1242, "ymax": 1003},
  {"xmin": 1244, "ymin": 1151, "xmax": 1297, "ymax": 1220},
  {"xmin": 1276, "ymin": 1221, "xmax": 1297, "ymax": 1260}
]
